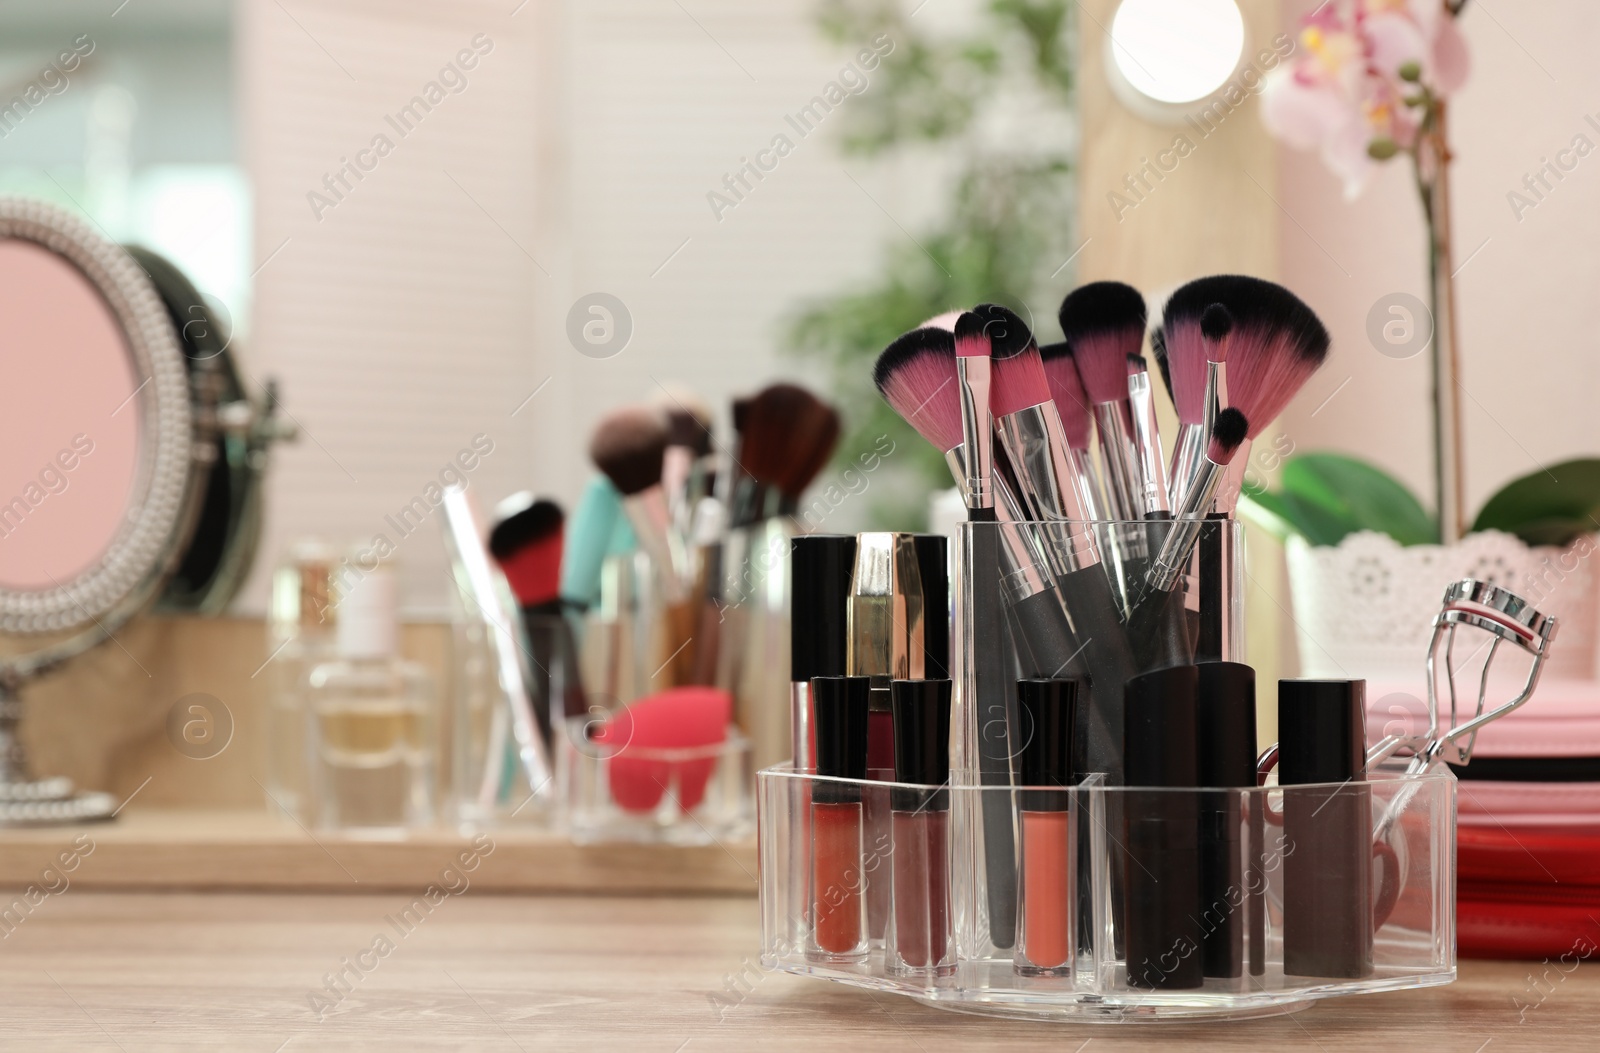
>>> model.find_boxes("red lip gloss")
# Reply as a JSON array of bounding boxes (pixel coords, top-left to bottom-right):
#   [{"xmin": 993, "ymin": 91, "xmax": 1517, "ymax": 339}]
[
  {"xmin": 888, "ymin": 678, "xmax": 953, "ymax": 977},
  {"xmin": 806, "ymin": 675, "xmax": 870, "ymax": 964},
  {"xmin": 1014, "ymin": 678, "xmax": 1078, "ymax": 977}
]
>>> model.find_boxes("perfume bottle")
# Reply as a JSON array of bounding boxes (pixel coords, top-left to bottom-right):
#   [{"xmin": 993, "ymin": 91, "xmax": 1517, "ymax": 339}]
[
  {"xmin": 264, "ymin": 540, "xmax": 337, "ymax": 820},
  {"xmin": 307, "ymin": 564, "xmax": 436, "ymax": 833}
]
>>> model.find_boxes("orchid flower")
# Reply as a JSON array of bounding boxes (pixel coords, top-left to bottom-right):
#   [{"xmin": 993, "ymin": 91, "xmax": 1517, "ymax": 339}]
[{"xmin": 1261, "ymin": 0, "xmax": 1470, "ymax": 197}]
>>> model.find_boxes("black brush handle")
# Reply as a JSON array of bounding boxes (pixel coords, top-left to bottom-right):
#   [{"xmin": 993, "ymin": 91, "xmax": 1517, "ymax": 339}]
[
  {"xmin": 1196, "ymin": 515, "xmax": 1226, "ymax": 662},
  {"xmin": 970, "ymin": 524, "xmax": 1019, "ymax": 948}
]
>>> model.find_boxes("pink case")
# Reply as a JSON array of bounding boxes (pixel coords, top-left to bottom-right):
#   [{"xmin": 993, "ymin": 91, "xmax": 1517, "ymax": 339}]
[{"xmin": 1366, "ymin": 678, "xmax": 1600, "ymax": 826}]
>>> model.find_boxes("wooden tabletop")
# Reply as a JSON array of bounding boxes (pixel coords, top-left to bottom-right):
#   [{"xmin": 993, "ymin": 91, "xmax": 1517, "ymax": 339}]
[{"xmin": 0, "ymin": 891, "xmax": 1592, "ymax": 1052}]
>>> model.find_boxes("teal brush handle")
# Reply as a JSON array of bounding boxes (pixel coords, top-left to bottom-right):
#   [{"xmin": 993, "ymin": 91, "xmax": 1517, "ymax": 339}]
[{"xmin": 560, "ymin": 475, "xmax": 624, "ymax": 611}]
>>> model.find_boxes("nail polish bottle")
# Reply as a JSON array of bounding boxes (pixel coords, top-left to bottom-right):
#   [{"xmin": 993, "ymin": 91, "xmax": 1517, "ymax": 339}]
[
  {"xmin": 887, "ymin": 678, "xmax": 954, "ymax": 978},
  {"xmin": 1014, "ymin": 677, "xmax": 1078, "ymax": 977},
  {"xmin": 806, "ymin": 674, "xmax": 870, "ymax": 964}
]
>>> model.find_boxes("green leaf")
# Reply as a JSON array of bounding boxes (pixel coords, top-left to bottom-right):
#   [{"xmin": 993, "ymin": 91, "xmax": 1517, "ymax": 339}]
[
  {"xmin": 1246, "ymin": 453, "xmax": 1436, "ymax": 546},
  {"xmin": 1472, "ymin": 459, "xmax": 1600, "ymax": 546},
  {"xmin": 1280, "ymin": 454, "xmax": 1438, "ymax": 545}
]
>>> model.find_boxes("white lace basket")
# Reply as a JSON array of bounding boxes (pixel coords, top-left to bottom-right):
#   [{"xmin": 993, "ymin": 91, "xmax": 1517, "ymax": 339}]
[{"xmin": 1285, "ymin": 530, "xmax": 1598, "ymax": 680}]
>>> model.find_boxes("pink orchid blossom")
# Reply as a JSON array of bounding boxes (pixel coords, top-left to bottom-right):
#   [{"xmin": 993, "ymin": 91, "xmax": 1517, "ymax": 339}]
[{"xmin": 1261, "ymin": 0, "xmax": 1470, "ymax": 197}]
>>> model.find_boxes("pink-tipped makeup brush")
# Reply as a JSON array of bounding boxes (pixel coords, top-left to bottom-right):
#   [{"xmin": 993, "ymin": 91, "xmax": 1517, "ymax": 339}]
[
  {"xmin": 1038, "ymin": 342, "xmax": 1106, "ymax": 522},
  {"xmin": 1158, "ymin": 275, "xmax": 1331, "ymax": 515},
  {"xmin": 1059, "ymin": 282, "xmax": 1149, "ymax": 523},
  {"xmin": 968, "ymin": 305, "xmax": 1098, "ymax": 573}
]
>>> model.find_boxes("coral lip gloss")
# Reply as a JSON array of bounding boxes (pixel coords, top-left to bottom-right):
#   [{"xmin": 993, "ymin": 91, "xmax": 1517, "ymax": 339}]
[
  {"xmin": 888, "ymin": 677, "xmax": 954, "ymax": 977},
  {"xmin": 806, "ymin": 675, "xmax": 870, "ymax": 964},
  {"xmin": 1014, "ymin": 677, "xmax": 1078, "ymax": 977}
]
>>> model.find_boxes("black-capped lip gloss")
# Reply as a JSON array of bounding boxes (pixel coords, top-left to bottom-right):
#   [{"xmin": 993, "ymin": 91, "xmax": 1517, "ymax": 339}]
[{"xmin": 888, "ymin": 677, "xmax": 954, "ymax": 978}]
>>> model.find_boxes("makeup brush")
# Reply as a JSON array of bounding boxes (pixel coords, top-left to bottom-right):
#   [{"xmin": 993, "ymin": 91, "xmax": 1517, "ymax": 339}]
[
  {"xmin": 589, "ymin": 405, "xmax": 690, "ymax": 597},
  {"xmin": 490, "ymin": 494, "xmax": 565, "ymax": 612},
  {"xmin": 1159, "ymin": 276, "xmax": 1330, "ymax": 514},
  {"xmin": 590, "ymin": 405, "xmax": 697, "ymax": 687},
  {"xmin": 875, "ymin": 323, "xmax": 1019, "ymax": 945},
  {"xmin": 653, "ymin": 386, "xmax": 715, "ymax": 534},
  {"xmin": 977, "ymin": 305, "xmax": 1097, "ymax": 545},
  {"xmin": 1130, "ymin": 409, "xmax": 1250, "ymax": 671},
  {"xmin": 1059, "ymin": 282, "xmax": 1148, "ymax": 523},
  {"xmin": 1157, "ymin": 295, "xmax": 1232, "ymax": 508},
  {"xmin": 1038, "ymin": 342, "xmax": 1106, "ymax": 522},
  {"xmin": 489, "ymin": 494, "xmax": 585, "ymax": 744},
  {"xmin": 559, "ymin": 476, "xmax": 623, "ymax": 615},
  {"xmin": 1125, "ymin": 354, "xmax": 1170, "ymax": 521},
  {"xmin": 740, "ymin": 383, "xmax": 840, "ymax": 517},
  {"xmin": 727, "ymin": 394, "xmax": 766, "ymax": 529}
]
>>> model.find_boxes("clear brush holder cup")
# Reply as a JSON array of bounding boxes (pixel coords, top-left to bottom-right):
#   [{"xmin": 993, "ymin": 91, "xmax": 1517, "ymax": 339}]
[
  {"xmin": 559, "ymin": 716, "xmax": 753, "ymax": 845},
  {"xmin": 756, "ymin": 767, "xmax": 1455, "ymax": 1021}
]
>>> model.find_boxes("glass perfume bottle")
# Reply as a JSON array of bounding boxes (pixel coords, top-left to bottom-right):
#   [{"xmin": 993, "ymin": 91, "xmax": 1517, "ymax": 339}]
[
  {"xmin": 264, "ymin": 540, "xmax": 337, "ymax": 820},
  {"xmin": 307, "ymin": 564, "xmax": 436, "ymax": 833}
]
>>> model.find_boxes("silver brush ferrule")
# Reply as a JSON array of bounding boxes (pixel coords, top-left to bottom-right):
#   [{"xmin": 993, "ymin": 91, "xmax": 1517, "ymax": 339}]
[
  {"xmin": 1127, "ymin": 372, "xmax": 1170, "ymax": 517},
  {"xmin": 1167, "ymin": 422, "xmax": 1205, "ymax": 510},
  {"xmin": 1093, "ymin": 402, "xmax": 1142, "ymax": 520},
  {"xmin": 1148, "ymin": 458, "xmax": 1231, "ymax": 592},
  {"xmin": 956, "ymin": 356, "xmax": 993, "ymax": 510},
  {"xmin": 995, "ymin": 403, "xmax": 1100, "ymax": 569}
]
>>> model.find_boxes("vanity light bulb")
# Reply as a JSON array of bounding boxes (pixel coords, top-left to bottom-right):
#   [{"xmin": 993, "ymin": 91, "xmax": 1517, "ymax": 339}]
[{"xmin": 1109, "ymin": 0, "xmax": 1245, "ymax": 105}]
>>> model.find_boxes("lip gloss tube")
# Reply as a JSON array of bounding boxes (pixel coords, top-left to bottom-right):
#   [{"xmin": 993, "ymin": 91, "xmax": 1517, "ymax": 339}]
[
  {"xmin": 806, "ymin": 675, "xmax": 871, "ymax": 964},
  {"xmin": 1014, "ymin": 678, "xmax": 1079, "ymax": 977},
  {"xmin": 1124, "ymin": 665, "xmax": 1203, "ymax": 990},
  {"xmin": 888, "ymin": 678, "xmax": 954, "ymax": 978}
]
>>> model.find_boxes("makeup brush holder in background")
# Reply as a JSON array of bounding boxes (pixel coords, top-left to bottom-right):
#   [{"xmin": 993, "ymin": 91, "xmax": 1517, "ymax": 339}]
[{"xmin": 756, "ymin": 768, "xmax": 1454, "ymax": 1021}]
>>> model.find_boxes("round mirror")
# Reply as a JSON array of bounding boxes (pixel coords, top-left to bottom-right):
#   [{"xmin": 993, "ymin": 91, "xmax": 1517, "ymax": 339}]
[{"xmin": 0, "ymin": 197, "xmax": 202, "ymax": 823}]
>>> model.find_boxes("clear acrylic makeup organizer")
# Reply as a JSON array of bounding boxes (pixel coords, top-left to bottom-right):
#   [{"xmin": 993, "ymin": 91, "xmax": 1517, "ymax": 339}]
[{"xmin": 756, "ymin": 521, "xmax": 1458, "ymax": 1022}]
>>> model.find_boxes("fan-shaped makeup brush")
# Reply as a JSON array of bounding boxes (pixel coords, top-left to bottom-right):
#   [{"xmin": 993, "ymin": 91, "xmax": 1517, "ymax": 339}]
[
  {"xmin": 1163, "ymin": 278, "xmax": 1331, "ymax": 515},
  {"xmin": 1060, "ymin": 282, "xmax": 1148, "ymax": 523},
  {"xmin": 740, "ymin": 383, "xmax": 842, "ymax": 519},
  {"xmin": 1039, "ymin": 342, "xmax": 1105, "ymax": 521}
]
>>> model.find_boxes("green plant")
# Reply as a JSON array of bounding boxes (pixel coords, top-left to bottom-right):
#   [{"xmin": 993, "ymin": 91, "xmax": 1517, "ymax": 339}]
[
  {"xmin": 785, "ymin": 1, "xmax": 1078, "ymax": 523},
  {"xmin": 1242, "ymin": 453, "xmax": 1600, "ymax": 548}
]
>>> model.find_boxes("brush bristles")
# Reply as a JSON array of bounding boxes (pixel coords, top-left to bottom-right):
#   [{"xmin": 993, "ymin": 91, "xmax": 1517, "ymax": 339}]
[
  {"xmin": 1149, "ymin": 327, "xmax": 1173, "ymax": 402},
  {"xmin": 990, "ymin": 344, "xmax": 1052, "ymax": 418},
  {"xmin": 741, "ymin": 383, "xmax": 837, "ymax": 493},
  {"xmin": 775, "ymin": 404, "xmax": 841, "ymax": 498},
  {"xmin": 1162, "ymin": 275, "xmax": 1329, "ymax": 435},
  {"xmin": 664, "ymin": 407, "xmax": 714, "ymax": 456},
  {"xmin": 489, "ymin": 497, "xmax": 563, "ymax": 559},
  {"xmin": 953, "ymin": 311, "xmax": 989, "ymax": 359},
  {"xmin": 1229, "ymin": 327, "xmax": 1328, "ymax": 437},
  {"xmin": 1201, "ymin": 303, "xmax": 1233, "ymax": 351},
  {"xmin": 591, "ymin": 406, "xmax": 670, "ymax": 496},
  {"xmin": 874, "ymin": 327, "xmax": 963, "ymax": 453},
  {"xmin": 1039, "ymin": 343, "xmax": 1093, "ymax": 450},
  {"xmin": 1059, "ymin": 282, "xmax": 1146, "ymax": 339},
  {"xmin": 1207, "ymin": 408, "xmax": 1249, "ymax": 464},
  {"xmin": 972, "ymin": 303, "xmax": 1034, "ymax": 360},
  {"xmin": 1159, "ymin": 319, "xmax": 1210, "ymax": 425},
  {"xmin": 1067, "ymin": 330, "xmax": 1137, "ymax": 405},
  {"xmin": 1126, "ymin": 353, "xmax": 1147, "ymax": 376}
]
